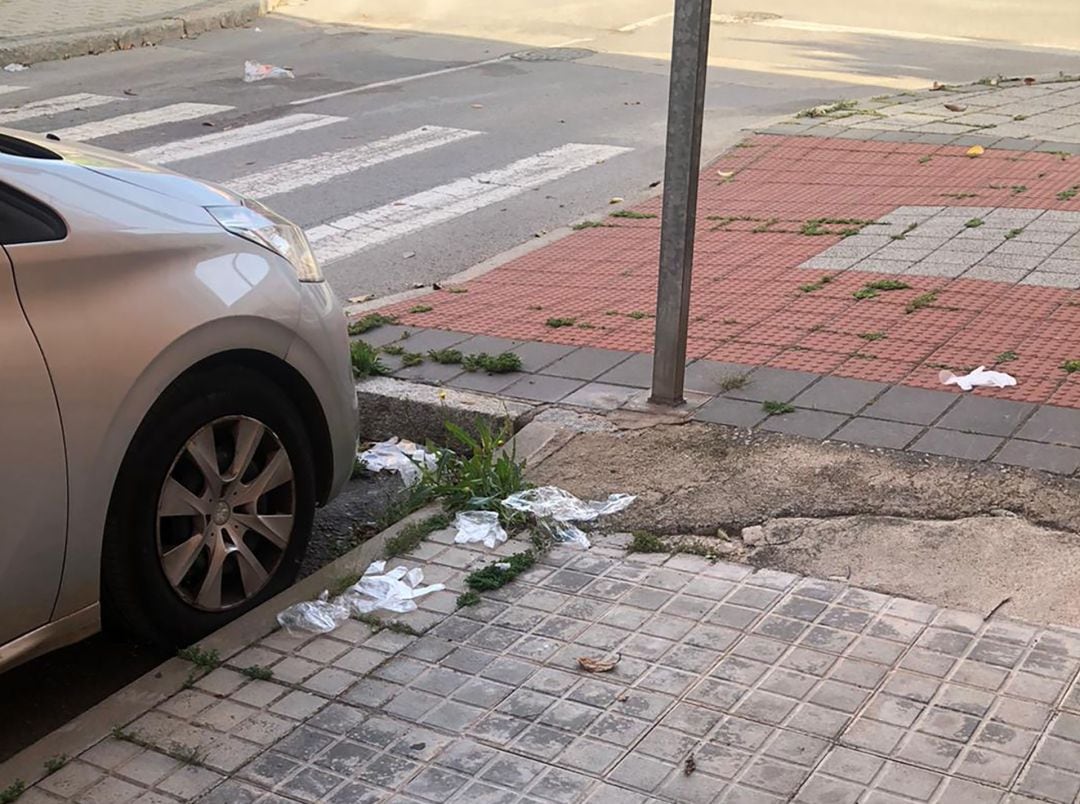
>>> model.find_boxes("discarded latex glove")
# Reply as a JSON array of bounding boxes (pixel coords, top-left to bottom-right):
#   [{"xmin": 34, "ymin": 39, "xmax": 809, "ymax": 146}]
[
  {"xmin": 276, "ymin": 591, "xmax": 350, "ymax": 634},
  {"xmin": 3, "ymin": 63, "xmax": 28, "ymax": 72},
  {"xmin": 277, "ymin": 560, "xmax": 444, "ymax": 633},
  {"xmin": 341, "ymin": 560, "xmax": 444, "ymax": 615},
  {"xmin": 939, "ymin": 366, "xmax": 1016, "ymax": 392},
  {"xmin": 454, "ymin": 510, "xmax": 507, "ymax": 549},
  {"xmin": 502, "ymin": 486, "xmax": 636, "ymax": 549},
  {"xmin": 244, "ymin": 60, "xmax": 294, "ymax": 82},
  {"xmin": 358, "ymin": 438, "xmax": 437, "ymax": 486}
]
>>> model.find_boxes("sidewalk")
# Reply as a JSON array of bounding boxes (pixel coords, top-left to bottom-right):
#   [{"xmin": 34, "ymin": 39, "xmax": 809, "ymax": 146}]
[
  {"xmin": 364, "ymin": 74, "xmax": 1080, "ymax": 477},
  {"xmin": 13, "ymin": 522, "xmax": 1080, "ymax": 804},
  {"xmin": 0, "ymin": 0, "xmax": 276, "ymax": 65}
]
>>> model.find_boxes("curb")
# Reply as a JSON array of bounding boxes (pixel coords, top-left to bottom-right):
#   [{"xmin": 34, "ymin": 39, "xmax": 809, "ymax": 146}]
[
  {"xmin": 0, "ymin": 0, "xmax": 281, "ymax": 66},
  {"xmin": 0, "ymin": 416, "xmax": 560, "ymax": 790}
]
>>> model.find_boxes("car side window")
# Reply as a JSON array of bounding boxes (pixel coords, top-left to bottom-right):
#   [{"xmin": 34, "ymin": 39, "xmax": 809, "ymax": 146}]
[{"xmin": 0, "ymin": 182, "xmax": 67, "ymax": 245}]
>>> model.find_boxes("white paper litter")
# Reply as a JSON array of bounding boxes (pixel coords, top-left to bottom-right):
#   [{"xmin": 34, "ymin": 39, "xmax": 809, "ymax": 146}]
[
  {"xmin": 502, "ymin": 486, "xmax": 636, "ymax": 549},
  {"xmin": 454, "ymin": 510, "xmax": 507, "ymax": 549},
  {"xmin": 3, "ymin": 63, "xmax": 28, "ymax": 72},
  {"xmin": 243, "ymin": 60, "xmax": 294, "ymax": 82},
  {"xmin": 358, "ymin": 438, "xmax": 437, "ymax": 486},
  {"xmin": 939, "ymin": 366, "xmax": 1017, "ymax": 392},
  {"xmin": 276, "ymin": 560, "xmax": 444, "ymax": 634}
]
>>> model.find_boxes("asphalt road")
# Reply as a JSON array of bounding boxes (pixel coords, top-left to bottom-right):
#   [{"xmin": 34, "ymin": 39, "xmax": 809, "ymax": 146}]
[{"xmin": 1, "ymin": 4, "xmax": 1079, "ymax": 763}]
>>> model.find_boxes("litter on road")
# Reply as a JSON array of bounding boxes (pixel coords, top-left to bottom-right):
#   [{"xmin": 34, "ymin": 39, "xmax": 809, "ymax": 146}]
[
  {"xmin": 453, "ymin": 510, "xmax": 507, "ymax": 548},
  {"xmin": 277, "ymin": 560, "xmax": 444, "ymax": 634},
  {"xmin": 243, "ymin": 60, "xmax": 294, "ymax": 82},
  {"xmin": 939, "ymin": 365, "xmax": 1017, "ymax": 391},
  {"xmin": 3, "ymin": 63, "xmax": 28, "ymax": 72}
]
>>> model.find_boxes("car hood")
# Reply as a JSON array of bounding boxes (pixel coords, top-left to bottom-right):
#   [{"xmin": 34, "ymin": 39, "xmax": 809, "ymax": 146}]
[{"xmin": 0, "ymin": 127, "xmax": 243, "ymax": 208}]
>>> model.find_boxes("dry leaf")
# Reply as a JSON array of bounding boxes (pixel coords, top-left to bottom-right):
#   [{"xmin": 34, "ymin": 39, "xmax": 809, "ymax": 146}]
[
  {"xmin": 470, "ymin": 103, "xmax": 484, "ymax": 109},
  {"xmin": 347, "ymin": 294, "xmax": 375, "ymax": 304},
  {"xmin": 402, "ymin": 251, "xmax": 416, "ymax": 259},
  {"xmin": 1024, "ymin": 76, "xmax": 1036, "ymax": 85},
  {"xmin": 944, "ymin": 103, "xmax": 967, "ymax": 112},
  {"xmin": 717, "ymin": 170, "xmax": 735, "ymax": 179},
  {"xmin": 609, "ymin": 197, "xmax": 624, "ymax": 204},
  {"xmin": 931, "ymin": 81, "xmax": 946, "ymax": 91},
  {"xmin": 684, "ymin": 754, "xmax": 697, "ymax": 776},
  {"xmin": 578, "ymin": 653, "xmax": 621, "ymax": 673},
  {"xmin": 123, "ymin": 88, "xmax": 137, "ymax": 96},
  {"xmin": 966, "ymin": 145, "xmax": 985, "ymax": 158}
]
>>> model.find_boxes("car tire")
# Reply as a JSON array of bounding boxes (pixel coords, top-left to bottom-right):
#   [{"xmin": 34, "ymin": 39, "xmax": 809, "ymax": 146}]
[{"xmin": 102, "ymin": 365, "xmax": 315, "ymax": 647}]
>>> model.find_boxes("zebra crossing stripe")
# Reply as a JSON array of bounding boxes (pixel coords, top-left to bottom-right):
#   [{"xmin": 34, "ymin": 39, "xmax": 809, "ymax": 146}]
[
  {"xmin": 307, "ymin": 142, "xmax": 631, "ymax": 263},
  {"xmin": 130, "ymin": 113, "xmax": 346, "ymax": 165},
  {"xmin": 50, "ymin": 102, "xmax": 232, "ymax": 142},
  {"xmin": 227, "ymin": 125, "xmax": 482, "ymax": 199},
  {"xmin": 0, "ymin": 93, "xmax": 118, "ymax": 126}
]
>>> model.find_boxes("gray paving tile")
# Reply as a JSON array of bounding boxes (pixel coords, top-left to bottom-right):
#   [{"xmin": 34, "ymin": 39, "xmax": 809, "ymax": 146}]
[
  {"xmin": 995, "ymin": 439, "xmax": 1080, "ymax": 474},
  {"xmin": 445, "ymin": 371, "xmax": 521, "ymax": 394},
  {"xmin": 862, "ymin": 386, "xmax": 958, "ymax": 425},
  {"xmin": 911, "ymin": 428, "xmax": 1003, "ymax": 461},
  {"xmin": 1015, "ymin": 405, "xmax": 1080, "ymax": 447},
  {"xmin": 389, "ymin": 329, "xmax": 473, "ymax": 352},
  {"xmin": 354, "ymin": 324, "xmax": 414, "ymax": 348},
  {"xmin": 595, "ymin": 353, "xmax": 653, "ymax": 388},
  {"xmin": 500, "ymin": 375, "xmax": 584, "ymax": 403},
  {"xmin": 511, "ymin": 341, "xmax": 578, "ymax": 372},
  {"xmin": 541, "ymin": 348, "xmax": 634, "ymax": 381},
  {"xmin": 831, "ymin": 418, "xmax": 923, "ymax": 449},
  {"xmin": 561, "ymin": 382, "xmax": 640, "ymax": 411},
  {"xmin": 730, "ymin": 367, "xmax": 819, "ymax": 403},
  {"xmin": 693, "ymin": 397, "xmax": 768, "ymax": 428},
  {"xmin": 793, "ymin": 377, "xmax": 887, "ymax": 414},
  {"xmin": 394, "ymin": 361, "xmax": 464, "ymax": 383},
  {"xmin": 684, "ymin": 359, "xmax": 755, "ymax": 395},
  {"xmin": 936, "ymin": 396, "xmax": 1035, "ymax": 437},
  {"xmin": 455, "ymin": 334, "xmax": 524, "ymax": 354},
  {"xmin": 760, "ymin": 409, "xmax": 849, "ymax": 439}
]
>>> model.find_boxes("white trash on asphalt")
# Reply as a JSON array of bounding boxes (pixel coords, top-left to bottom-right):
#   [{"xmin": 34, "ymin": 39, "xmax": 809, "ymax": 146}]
[
  {"xmin": 454, "ymin": 510, "xmax": 507, "ymax": 549},
  {"xmin": 276, "ymin": 560, "xmax": 444, "ymax": 634},
  {"xmin": 939, "ymin": 366, "xmax": 1017, "ymax": 392},
  {"xmin": 3, "ymin": 63, "xmax": 28, "ymax": 72},
  {"xmin": 502, "ymin": 486, "xmax": 636, "ymax": 549},
  {"xmin": 358, "ymin": 437, "xmax": 437, "ymax": 486},
  {"xmin": 243, "ymin": 60, "xmax": 294, "ymax": 82}
]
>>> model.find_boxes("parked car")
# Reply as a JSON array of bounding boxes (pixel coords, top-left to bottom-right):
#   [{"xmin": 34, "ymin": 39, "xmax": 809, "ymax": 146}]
[{"xmin": 0, "ymin": 129, "xmax": 357, "ymax": 671}]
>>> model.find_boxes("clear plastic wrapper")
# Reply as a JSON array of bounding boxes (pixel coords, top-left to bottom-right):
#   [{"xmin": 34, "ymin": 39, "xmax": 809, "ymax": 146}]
[
  {"xmin": 453, "ymin": 510, "xmax": 507, "ymax": 549},
  {"xmin": 502, "ymin": 486, "xmax": 635, "ymax": 549},
  {"xmin": 358, "ymin": 438, "xmax": 438, "ymax": 486},
  {"xmin": 244, "ymin": 60, "xmax": 295, "ymax": 82}
]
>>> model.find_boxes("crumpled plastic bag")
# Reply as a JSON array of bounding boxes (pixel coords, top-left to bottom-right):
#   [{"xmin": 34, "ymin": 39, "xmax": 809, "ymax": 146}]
[
  {"xmin": 276, "ymin": 591, "xmax": 350, "ymax": 635},
  {"xmin": 277, "ymin": 560, "xmax": 444, "ymax": 634},
  {"xmin": 454, "ymin": 510, "xmax": 507, "ymax": 549},
  {"xmin": 502, "ymin": 486, "xmax": 636, "ymax": 549},
  {"xmin": 3, "ymin": 63, "xmax": 29, "ymax": 72},
  {"xmin": 244, "ymin": 60, "xmax": 294, "ymax": 82},
  {"xmin": 358, "ymin": 438, "xmax": 437, "ymax": 486},
  {"xmin": 939, "ymin": 366, "xmax": 1016, "ymax": 392},
  {"xmin": 341, "ymin": 560, "xmax": 444, "ymax": 615}
]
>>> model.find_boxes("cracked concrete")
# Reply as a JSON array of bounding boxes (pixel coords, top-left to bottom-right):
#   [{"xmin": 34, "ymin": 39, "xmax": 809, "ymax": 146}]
[{"xmin": 530, "ymin": 419, "xmax": 1080, "ymax": 628}]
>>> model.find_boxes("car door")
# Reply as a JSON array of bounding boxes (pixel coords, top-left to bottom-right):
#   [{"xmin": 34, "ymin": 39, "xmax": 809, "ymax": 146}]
[{"xmin": 0, "ymin": 210, "xmax": 68, "ymax": 646}]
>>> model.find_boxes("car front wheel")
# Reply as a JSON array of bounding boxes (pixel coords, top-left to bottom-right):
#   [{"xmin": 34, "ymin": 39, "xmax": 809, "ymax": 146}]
[{"xmin": 103, "ymin": 366, "xmax": 315, "ymax": 647}]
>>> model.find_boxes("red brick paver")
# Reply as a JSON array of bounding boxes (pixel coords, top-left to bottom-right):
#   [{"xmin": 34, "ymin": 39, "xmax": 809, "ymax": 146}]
[{"xmin": 381, "ymin": 135, "xmax": 1080, "ymax": 407}]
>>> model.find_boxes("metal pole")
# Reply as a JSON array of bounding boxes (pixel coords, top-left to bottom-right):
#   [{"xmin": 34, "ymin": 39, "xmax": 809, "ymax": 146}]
[{"xmin": 649, "ymin": 0, "xmax": 712, "ymax": 405}]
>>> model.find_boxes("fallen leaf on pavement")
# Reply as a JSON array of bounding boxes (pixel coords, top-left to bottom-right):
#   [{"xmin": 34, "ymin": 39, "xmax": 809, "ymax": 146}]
[
  {"xmin": 202, "ymin": 121, "xmax": 215, "ymax": 127},
  {"xmin": 717, "ymin": 170, "xmax": 735, "ymax": 179},
  {"xmin": 123, "ymin": 88, "xmax": 137, "ymax": 96},
  {"xmin": 648, "ymin": 180, "xmax": 661, "ymax": 188},
  {"xmin": 470, "ymin": 103, "xmax": 484, "ymax": 109},
  {"xmin": 578, "ymin": 653, "xmax": 621, "ymax": 673},
  {"xmin": 412, "ymin": 282, "xmax": 425, "ymax": 289},
  {"xmin": 1024, "ymin": 76, "xmax": 1036, "ymax": 85},
  {"xmin": 966, "ymin": 145, "xmax": 985, "ymax": 158},
  {"xmin": 347, "ymin": 294, "xmax": 375, "ymax": 304},
  {"xmin": 931, "ymin": 81, "xmax": 946, "ymax": 91},
  {"xmin": 944, "ymin": 103, "xmax": 967, "ymax": 112},
  {"xmin": 402, "ymin": 251, "xmax": 416, "ymax": 259},
  {"xmin": 609, "ymin": 197, "xmax": 624, "ymax": 204},
  {"xmin": 684, "ymin": 755, "xmax": 696, "ymax": 776}
]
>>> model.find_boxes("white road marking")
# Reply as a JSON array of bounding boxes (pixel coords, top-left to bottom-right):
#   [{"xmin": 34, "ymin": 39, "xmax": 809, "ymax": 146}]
[
  {"xmin": 0, "ymin": 86, "xmax": 26, "ymax": 97},
  {"xmin": 617, "ymin": 12, "xmax": 673, "ymax": 32},
  {"xmin": 130, "ymin": 113, "xmax": 346, "ymax": 164},
  {"xmin": 228, "ymin": 125, "xmax": 482, "ymax": 199},
  {"xmin": 290, "ymin": 56, "xmax": 510, "ymax": 106},
  {"xmin": 0, "ymin": 93, "xmax": 118, "ymax": 126},
  {"xmin": 50, "ymin": 102, "xmax": 232, "ymax": 142},
  {"xmin": 754, "ymin": 18, "xmax": 978, "ymax": 44},
  {"xmin": 307, "ymin": 142, "xmax": 631, "ymax": 263}
]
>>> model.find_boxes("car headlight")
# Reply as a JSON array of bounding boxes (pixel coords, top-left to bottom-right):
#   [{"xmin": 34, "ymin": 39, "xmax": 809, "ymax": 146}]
[{"xmin": 207, "ymin": 199, "xmax": 323, "ymax": 283}]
